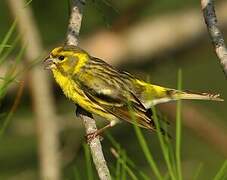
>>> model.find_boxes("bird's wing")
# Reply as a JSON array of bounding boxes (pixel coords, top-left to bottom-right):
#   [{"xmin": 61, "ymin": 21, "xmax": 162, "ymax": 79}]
[
  {"xmin": 76, "ymin": 57, "xmax": 145, "ymax": 108},
  {"xmin": 82, "ymin": 86, "xmax": 155, "ymax": 130},
  {"xmin": 74, "ymin": 57, "xmax": 155, "ymax": 130}
]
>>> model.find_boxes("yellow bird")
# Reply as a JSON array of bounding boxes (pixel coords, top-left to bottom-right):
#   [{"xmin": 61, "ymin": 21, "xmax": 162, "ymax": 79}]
[{"xmin": 44, "ymin": 45, "xmax": 223, "ymax": 139}]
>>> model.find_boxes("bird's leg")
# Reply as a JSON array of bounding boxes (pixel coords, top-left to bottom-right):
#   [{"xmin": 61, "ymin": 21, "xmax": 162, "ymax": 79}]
[
  {"xmin": 75, "ymin": 105, "xmax": 118, "ymax": 143},
  {"xmin": 86, "ymin": 120, "xmax": 118, "ymax": 143}
]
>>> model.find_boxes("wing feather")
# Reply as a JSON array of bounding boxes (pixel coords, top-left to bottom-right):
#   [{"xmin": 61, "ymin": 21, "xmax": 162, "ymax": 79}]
[{"xmin": 74, "ymin": 57, "xmax": 155, "ymax": 129}]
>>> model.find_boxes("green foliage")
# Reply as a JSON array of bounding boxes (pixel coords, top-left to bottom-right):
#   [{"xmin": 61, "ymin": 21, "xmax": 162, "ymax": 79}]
[
  {"xmin": 0, "ymin": 21, "xmax": 17, "ymax": 57},
  {"xmin": 133, "ymin": 116, "xmax": 162, "ymax": 179},
  {"xmin": 0, "ymin": 21, "xmax": 24, "ymax": 137},
  {"xmin": 176, "ymin": 69, "xmax": 182, "ymax": 180},
  {"xmin": 214, "ymin": 160, "xmax": 227, "ymax": 180},
  {"xmin": 83, "ymin": 143, "xmax": 94, "ymax": 180},
  {"xmin": 107, "ymin": 133, "xmax": 150, "ymax": 180}
]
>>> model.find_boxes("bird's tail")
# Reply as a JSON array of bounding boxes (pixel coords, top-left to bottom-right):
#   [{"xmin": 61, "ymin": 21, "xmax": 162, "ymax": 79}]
[
  {"xmin": 169, "ymin": 89, "xmax": 223, "ymax": 102},
  {"xmin": 135, "ymin": 82, "xmax": 224, "ymax": 107},
  {"xmin": 143, "ymin": 85, "xmax": 224, "ymax": 107}
]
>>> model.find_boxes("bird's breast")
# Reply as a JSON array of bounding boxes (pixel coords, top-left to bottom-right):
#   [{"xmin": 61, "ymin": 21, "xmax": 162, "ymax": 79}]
[
  {"xmin": 52, "ymin": 69, "xmax": 76, "ymax": 99},
  {"xmin": 51, "ymin": 69, "xmax": 117, "ymax": 121}
]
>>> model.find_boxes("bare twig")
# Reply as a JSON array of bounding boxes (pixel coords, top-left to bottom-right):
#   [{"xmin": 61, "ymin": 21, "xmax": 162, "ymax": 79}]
[
  {"xmin": 82, "ymin": 113, "xmax": 112, "ymax": 180},
  {"xmin": 66, "ymin": 0, "xmax": 85, "ymax": 46},
  {"xmin": 7, "ymin": 1, "xmax": 60, "ymax": 180},
  {"xmin": 201, "ymin": 0, "xmax": 227, "ymax": 77},
  {"xmin": 66, "ymin": 0, "xmax": 111, "ymax": 179}
]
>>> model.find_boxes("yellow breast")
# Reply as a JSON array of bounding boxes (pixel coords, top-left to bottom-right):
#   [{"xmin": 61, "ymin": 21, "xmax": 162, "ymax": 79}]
[
  {"xmin": 51, "ymin": 69, "xmax": 116, "ymax": 121},
  {"xmin": 52, "ymin": 69, "xmax": 74, "ymax": 99}
]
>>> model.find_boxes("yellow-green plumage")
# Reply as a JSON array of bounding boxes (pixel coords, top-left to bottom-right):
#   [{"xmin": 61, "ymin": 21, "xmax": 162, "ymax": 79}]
[{"xmin": 44, "ymin": 45, "xmax": 223, "ymax": 131}]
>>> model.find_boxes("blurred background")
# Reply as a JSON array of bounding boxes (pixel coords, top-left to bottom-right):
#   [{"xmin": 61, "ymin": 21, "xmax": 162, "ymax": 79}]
[{"xmin": 0, "ymin": 0, "xmax": 227, "ymax": 179}]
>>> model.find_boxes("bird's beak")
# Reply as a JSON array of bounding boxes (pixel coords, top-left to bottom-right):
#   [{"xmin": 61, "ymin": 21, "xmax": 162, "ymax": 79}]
[{"xmin": 43, "ymin": 56, "xmax": 56, "ymax": 70}]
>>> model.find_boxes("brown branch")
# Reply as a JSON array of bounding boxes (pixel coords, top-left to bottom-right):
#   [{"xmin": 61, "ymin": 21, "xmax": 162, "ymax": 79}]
[
  {"xmin": 66, "ymin": 0, "xmax": 111, "ymax": 179},
  {"xmin": 201, "ymin": 0, "xmax": 227, "ymax": 77},
  {"xmin": 7, "ymin": 1, "xmax": 61, "ymax": 180}
]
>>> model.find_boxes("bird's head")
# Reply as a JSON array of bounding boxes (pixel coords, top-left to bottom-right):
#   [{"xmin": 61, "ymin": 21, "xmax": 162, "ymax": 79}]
[{"xmin": 44, "ymin": 45, "xmax": 89, "ymax": 75}]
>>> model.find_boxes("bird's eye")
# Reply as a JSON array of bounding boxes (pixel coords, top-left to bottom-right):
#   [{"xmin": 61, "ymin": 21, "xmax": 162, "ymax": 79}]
[{"xmin": 58, "ymin": 55, "xmax": 65, "ymax": 60}]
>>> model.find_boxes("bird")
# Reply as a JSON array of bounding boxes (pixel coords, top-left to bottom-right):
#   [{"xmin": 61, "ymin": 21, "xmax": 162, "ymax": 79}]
[{"xmin": 44, "ymin": 45, "xmax": 223, "ymax": 140}]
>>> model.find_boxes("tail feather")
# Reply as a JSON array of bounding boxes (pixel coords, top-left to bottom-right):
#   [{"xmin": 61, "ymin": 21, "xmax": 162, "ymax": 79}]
[
  {"xmin": 136, "ymin": 82, "xmax": 224, "ymax": 107},
  {"xmin": 170, "ymin": 90, "xmax": 224, "ymax": 102},
  {"xmin": 144, "ymin": 88, "xmax": 223, "ymax": 108}
]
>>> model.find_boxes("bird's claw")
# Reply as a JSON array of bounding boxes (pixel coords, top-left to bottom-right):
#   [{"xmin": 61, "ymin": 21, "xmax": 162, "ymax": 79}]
[{"xmin": 86, "ymin": 131, "xmax": 103, "ymax": 144}]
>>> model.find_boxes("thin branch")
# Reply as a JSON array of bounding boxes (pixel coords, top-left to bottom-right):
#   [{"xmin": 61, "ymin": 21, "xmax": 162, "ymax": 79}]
[
  {"xmin": 82, "ymin": 113, "xmax": 112, "ymax": 180},
  {"xmin": 201, "ymin": 0, "xmax": 227, "ymax": 77},
  {"xmin": 66, "ymin": 0, "xmax": 85, "ymax": 45},
  {"xmin": 66, "ymin": 0, "xmax": 111, "ymax": 179}
]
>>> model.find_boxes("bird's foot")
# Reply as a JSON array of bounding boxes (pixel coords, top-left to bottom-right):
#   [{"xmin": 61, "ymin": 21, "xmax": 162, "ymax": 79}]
[{"xmin": 86, "ymin": 131, "xmax": 103, "ymax": 144}]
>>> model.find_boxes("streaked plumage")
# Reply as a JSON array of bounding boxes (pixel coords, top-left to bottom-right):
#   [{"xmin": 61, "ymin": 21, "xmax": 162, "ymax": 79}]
[{"xmin": 44, "ymin": 45, "xmax": 223, "ymax": 133}]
